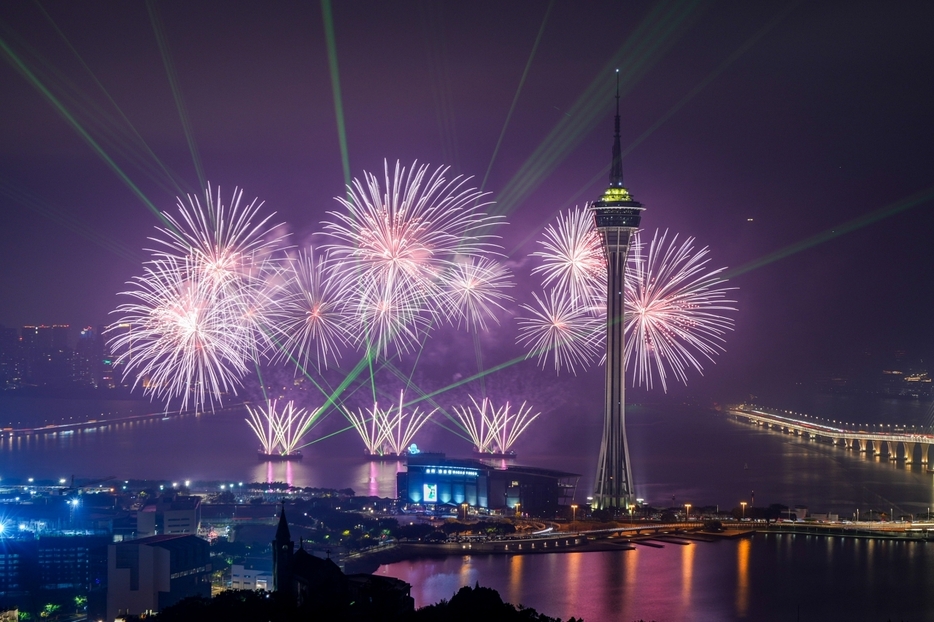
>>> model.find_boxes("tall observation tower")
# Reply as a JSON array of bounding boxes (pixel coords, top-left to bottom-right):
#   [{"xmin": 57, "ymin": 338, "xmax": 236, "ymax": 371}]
[{"xmin": 590, "ymin": 73, "xmax": 644, "ymax": 511}]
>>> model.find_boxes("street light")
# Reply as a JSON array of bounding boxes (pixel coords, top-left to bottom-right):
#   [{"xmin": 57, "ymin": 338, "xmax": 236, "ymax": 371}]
[
  {"xmin": 685, "ymin": 503, "xmax": 692, "ymax": 521},
  {"xmin": 515, "ymin": 502, "xmax": 521, "ymax": 518},
  {"xmin": 570, "ymin": 504, "xmax": 578, "ymax": 522},
  {"xmin": 741, "ymin": 501, "xmax": 747, "ymax": 519}
]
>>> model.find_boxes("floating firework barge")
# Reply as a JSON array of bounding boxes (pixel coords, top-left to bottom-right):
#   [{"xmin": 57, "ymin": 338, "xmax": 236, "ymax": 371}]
[
  {"xmin": 257, "ymin": 450, "xmax": 303, "ymax": 462},
  {"xmin": 474, "ymin": 449, "xmax": 518, "ymax": 460}
]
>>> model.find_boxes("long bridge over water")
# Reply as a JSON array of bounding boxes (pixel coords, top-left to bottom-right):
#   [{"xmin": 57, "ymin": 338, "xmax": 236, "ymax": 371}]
[{"xmin": 728, "ymin": 406, "xmax": 934, "ymax": 464}]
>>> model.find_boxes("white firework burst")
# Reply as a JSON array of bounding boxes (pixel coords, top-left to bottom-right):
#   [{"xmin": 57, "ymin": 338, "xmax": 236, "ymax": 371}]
[
  {"xmin": 267, "ymin": 249, "xmax": 351, "ymax": 371},
  {"xmin": 530, "ymin": 207, "xmax": 605, "ymax": 306},
  {"xmin": 108, "ymin": 256, "xmax": 253, "ymax": 412},
  {"xmin": 441, "ymin": 257, "xmax": 514, "ymax": 332},
  {"xmin": 516, "ymin": 290, "xmax": 602, "ymax": 375},
  {"xmin": 524, "ymin": 205, "xmax": 736, "ymax": 389},
  {"xmin": 625, "ymin": 230, "xmax": 736, "ymax": 391},
  {"xmin": 322, "ymin": 160, "xmax": 504, "ymax": 356}
]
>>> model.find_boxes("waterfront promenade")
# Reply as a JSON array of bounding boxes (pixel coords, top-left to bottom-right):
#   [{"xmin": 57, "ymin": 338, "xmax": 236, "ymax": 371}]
[{"xmin": 344, "ymin": 518, "xmax": 934, "ymax": 573}]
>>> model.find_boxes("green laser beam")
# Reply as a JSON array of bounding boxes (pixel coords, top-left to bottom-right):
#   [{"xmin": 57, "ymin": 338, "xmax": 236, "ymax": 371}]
[
  {"xmin": 404, "ymin": 353, "xmax": 530, "ymax": 407},
  {"xmin": 146, "ymin": 0, "xmax": 206, "ymax": 190},
  {"xmin": 0, "ymin": 33, "xmax": 170, "ymax": 227},
  {"xmin": 419, "ymin": 3, "xmax": 460, "ymax": 169},
  {"xmin": 321, "ymin": 0, "xmax": 351, "ymax": 190},
  {"xmin": 32, "ymin": 0, "xmax": 192, "ymax": 197},
  {"xmin": 0, "ymin": 19, "xmax": 185, "ymax": 198},
  {"xmin": 727, "ymin": 185, "xmax": 934, "ymax": 279},
  {"xmin": 508, "ymin": 1, "xmax": 800, "ymax": 257},
  {"xmin": 491, "ymin": 0, "xmax": 702, "ymax": 219},
  {"xmin": 299, "ymin": 423, "xmax": 355, "ymax": 447},
  {"xmin": 380, "ymin": 361, "xmax": 469, "ymax": 438},
  {"xmin": 479, "ymin": 0, "xmax": 554, "ymax": 194},
  {"xmin": 0, "ymin": 177, "xmax": 144, "ymax": 264}
]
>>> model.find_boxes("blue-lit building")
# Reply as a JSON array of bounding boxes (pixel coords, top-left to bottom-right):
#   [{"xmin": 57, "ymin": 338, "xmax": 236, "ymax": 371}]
[
  {"xmin": 0, "ymin": 533, "xmax": 109, "ymax": 608},
  {"xmin": 397, "ymin": 453, "xmax": 579, "ymax": 518}
]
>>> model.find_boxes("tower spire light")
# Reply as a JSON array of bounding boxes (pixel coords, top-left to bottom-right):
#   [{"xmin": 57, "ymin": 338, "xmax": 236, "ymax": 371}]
[{"xmin": 610, "ymin": 68, "xmax": 623, "ymax": 188}]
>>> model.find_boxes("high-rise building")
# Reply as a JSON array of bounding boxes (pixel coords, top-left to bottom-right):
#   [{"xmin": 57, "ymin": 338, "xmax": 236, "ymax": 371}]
[
  {"xmin": 74, "ymin": 326, "xmax": 98, "ymax": 387},
  {"xmin": 590, "ymin": 74, "xmax": 645, "ymax": 511},
  {"xmin": 0, "ymin": 326, "xmax": 21, "ymax": 389},
  {"xmin": 105, "ymin": 534, "xmax": 210, "ymax": 620},
  {"xmin": 19, "ymin": 325, "xmax": 73, "ymax": 387}
]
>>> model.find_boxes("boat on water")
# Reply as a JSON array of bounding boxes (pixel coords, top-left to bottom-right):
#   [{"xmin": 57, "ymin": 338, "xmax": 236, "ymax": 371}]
[
  {"xmin": 364, "ymin": 451, "xmax": 406, "ymax": 461},
  {"xmin": 258, "ymin": 450, "xmax": 303, "ymax": 462},
  {"xmin": 474, "ymin": 450, "xmax": 517, "ymax": 460}
]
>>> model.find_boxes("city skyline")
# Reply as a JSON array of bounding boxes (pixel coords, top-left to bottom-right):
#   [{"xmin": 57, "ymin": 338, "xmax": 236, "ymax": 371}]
[{"xmin": 1, "ymin": 1, "xmax": 933, "ymax": 404}]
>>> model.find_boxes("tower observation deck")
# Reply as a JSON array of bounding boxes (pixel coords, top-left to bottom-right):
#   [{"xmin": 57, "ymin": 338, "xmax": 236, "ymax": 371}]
[{"xmin": 590, "ymin": 73, "xmax": 644, "ymax": 511}]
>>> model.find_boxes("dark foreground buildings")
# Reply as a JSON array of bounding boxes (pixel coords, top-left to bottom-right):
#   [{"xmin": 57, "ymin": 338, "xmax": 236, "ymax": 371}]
[
  {"xmin": 104, "ymin": 534, "xmax": 211, "ymax": 620},
  {"xmin": 273, "ymin": 506, "xmax": 414, "ymax": 619},
  {"xmin": 0, "ymin": 534, "xmax": 109, "ymax": 609}
]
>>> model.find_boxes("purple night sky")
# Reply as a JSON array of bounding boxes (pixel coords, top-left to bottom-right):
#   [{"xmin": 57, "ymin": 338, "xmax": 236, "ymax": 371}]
[{"xmin": 1, "ymin": 1, "xmax": 933, "ymax": 401}]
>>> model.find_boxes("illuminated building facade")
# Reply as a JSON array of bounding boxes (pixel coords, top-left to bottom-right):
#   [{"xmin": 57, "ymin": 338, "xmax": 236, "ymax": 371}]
[{"xmin": 397, "ymin": 453, "xmax": 579, "ymax": 518}]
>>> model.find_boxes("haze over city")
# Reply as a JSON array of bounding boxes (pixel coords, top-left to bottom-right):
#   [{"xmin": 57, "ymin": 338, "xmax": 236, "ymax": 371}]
[{"xmin": 1, "ymin": 2, "xmax": 934, "ymax": 620}]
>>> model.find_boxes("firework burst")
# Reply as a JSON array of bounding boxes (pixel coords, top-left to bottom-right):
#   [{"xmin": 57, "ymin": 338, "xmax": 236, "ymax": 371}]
[
  {"xmin": 441, "ymin": 257, "xmax": 514, "ymax": 332},
  {"xmin": 345, "ymin": 391, "xmax": 437, "ymax": 456},
  {"xmin": 453, "ymin": 396, "xmax": 540, "ymax": 454},
  {"xmin": 530, "ymin": 207, "xmax": 605, "ymax": 306},
  {"xmin": 108, "ymin": 186, "xmax": 289, "ymax": 411},
  {"xmin": 522, "ymin": 205, "xmax": 736, "ymax": 389},
  {"xmin": 267, "ymin": 249, "xmax": 351, "ymax": 371},
  {"xmin": 150, "ymin": 185, "xmax": 287, "ymax": 286},
  {"xmin": 322, "ymin": 160, "xmax": 505, "ymax": 356},
  {"xmin": 108, "ymin": 257, "xmax": 253, "ymax": 411},
  {"xmin": 625, "ymin": 229, "xmax": 736, "ymax": 391},
  {"xmin": 516, "ymin": 290, "xmax": 602, "ymax": 375},
  {"xmin": 149, "ymin": 185, "xmax": 288, "ymax": 353}
]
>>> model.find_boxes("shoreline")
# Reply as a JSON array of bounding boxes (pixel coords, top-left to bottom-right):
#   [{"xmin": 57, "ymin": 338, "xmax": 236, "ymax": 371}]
[{"xmin": 344, "ymin": 522, "xmax": 934, "ymax": 574}]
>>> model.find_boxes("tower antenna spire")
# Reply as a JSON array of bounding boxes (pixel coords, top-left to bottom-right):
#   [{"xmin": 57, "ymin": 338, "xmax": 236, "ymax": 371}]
[{"xmin": 610, "ymin": 69, "xmax": 624, "ymax": 188}]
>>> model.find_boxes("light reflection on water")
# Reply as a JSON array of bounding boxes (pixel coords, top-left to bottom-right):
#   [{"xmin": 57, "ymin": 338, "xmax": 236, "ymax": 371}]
[
  {"xmin": 1, "ymin": 397, "xmax": 934, "ymax": 520},
  {"xmin": 735, "ymin": 537, "xmax": 750, "ymax": 616},
  {"xmin": 379, "ymin": 534, "xmax": 934, "ymax": 621}
]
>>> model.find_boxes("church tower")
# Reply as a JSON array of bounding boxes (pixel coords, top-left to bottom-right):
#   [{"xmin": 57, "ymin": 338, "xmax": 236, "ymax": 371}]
[{"xmin": 272, "ymin": 504, "xmax": 294, "ymax": 593}]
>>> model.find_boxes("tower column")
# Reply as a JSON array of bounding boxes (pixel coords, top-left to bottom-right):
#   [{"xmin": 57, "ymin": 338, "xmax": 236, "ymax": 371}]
[
  {"xmin": 590, "ymin": 72, "xmax": 644, "ymax": 511},
  {"xmin": 592, "ymin": 227, "xmax": 637, "ymax": 509}
]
